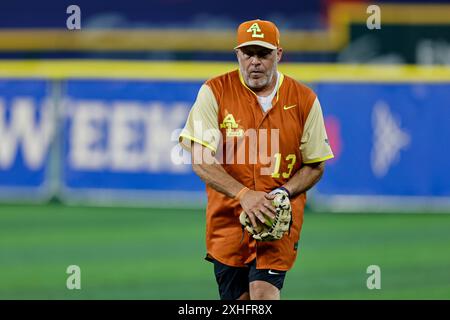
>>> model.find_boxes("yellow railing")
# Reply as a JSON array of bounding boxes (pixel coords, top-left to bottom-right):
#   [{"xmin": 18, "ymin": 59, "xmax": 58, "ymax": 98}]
[{"xmin": 0, "ymin": 60, "xmax": 450, "ymax": 82}]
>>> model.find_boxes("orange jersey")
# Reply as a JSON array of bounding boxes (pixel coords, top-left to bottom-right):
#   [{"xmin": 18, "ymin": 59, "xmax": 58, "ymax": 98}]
[{"xmin": 180, "ymin": 69, "xmax": 333, "ymax": 270}]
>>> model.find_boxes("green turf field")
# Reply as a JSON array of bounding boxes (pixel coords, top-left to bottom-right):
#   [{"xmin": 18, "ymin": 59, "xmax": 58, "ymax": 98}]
[{"xmin": 0, "ymin": 203, "xmax": 449, "ymax": 299}]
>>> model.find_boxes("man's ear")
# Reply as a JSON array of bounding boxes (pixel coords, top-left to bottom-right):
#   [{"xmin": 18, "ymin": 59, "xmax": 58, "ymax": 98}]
[{"xmin": 276, "ymin": 47, "xmax": 283, "ymax": 63}]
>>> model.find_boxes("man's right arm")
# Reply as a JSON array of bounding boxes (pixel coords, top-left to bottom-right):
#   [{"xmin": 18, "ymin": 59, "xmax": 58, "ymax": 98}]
[
  {"xmin": 191, "ymin": 148, "xmax": 244, "ymax": 199},
  {"xmin": 178, "ymin": 84, "xmax": 274, "ymax": 226},
  {"xmin": 191, "ymin": 142, "xmax": 275, "ymax": 227}
]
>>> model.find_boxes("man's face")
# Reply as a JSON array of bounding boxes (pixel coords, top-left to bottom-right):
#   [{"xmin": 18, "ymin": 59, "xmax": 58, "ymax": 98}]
[{"xmin": 236, "ymin": 45, "xmax": 283, "ymax": 92}]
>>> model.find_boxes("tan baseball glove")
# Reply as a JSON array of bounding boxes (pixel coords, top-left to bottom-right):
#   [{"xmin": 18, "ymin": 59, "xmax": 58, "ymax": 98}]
[{"xmin": 239, "ymin": 189, "xmax": 292, "ymax": 241}]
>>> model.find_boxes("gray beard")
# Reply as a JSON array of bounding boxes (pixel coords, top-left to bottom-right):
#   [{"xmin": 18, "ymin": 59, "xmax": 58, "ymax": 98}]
[{"xmin": 245, "ymin": 69, "xmax": 276, "ymax": 93}]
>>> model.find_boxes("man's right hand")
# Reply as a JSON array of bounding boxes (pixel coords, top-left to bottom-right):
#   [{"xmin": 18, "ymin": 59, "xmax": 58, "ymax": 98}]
[{"xmin": 239, "ymin": 190, "xmax": 276, "ymax": 228}]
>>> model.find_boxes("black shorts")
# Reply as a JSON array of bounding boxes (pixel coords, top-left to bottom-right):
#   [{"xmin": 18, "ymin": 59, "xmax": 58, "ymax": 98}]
[{"xmin": 212, "ymin": 259, "xmax": 287, "ymax": 300}]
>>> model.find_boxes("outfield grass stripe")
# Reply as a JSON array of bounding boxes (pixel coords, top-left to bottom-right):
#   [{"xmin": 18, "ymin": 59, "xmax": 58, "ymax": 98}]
[{"xmin": 1, "ymin": 204, "xmax": 450, "ymax": 299}]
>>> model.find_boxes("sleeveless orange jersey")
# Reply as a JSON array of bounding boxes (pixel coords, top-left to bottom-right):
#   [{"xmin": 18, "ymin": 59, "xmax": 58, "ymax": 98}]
[{"xmin": 179, "ymin": 69, "xmax": 333, "ymax": 270}]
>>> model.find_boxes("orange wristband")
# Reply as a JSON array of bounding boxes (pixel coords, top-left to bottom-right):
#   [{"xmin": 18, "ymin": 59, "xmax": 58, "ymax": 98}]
[{"xmin": 235, "ymin": 187, "xmax": 249, "ymax": 200}]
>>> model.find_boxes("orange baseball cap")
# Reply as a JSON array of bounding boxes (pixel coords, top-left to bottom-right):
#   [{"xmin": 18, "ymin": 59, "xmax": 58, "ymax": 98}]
[{"xmin": 234, "ymin": 19, "xmax": 280, "ymax": 50}]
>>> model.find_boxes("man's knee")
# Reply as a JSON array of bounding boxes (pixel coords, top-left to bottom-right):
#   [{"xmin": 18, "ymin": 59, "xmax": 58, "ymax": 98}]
[{"xmin": 249, "ymin": 280, "xmax": 280, "ymax": 300}]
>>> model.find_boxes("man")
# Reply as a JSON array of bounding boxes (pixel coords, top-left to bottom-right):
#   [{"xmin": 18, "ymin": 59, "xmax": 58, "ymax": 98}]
[{"xmin": 179, "ymin": 19, "xmax": 334, "ymax": 300}]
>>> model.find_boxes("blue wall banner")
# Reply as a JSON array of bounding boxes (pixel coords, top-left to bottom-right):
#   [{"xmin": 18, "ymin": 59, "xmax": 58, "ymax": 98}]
[
  {"xmin": 61, "ymin": 79, "xmax": 206, "ymax": 205},
  {"xmin": 313, "ymin": 82, "xmax": 450, "ymax": 212},
  {"xmin": 1, "ymin": 67, "xmax": 449, "ymax": 211},
  {"xmin": 0, "ymin": 79, "xmax": 53, "ymax": 201}
]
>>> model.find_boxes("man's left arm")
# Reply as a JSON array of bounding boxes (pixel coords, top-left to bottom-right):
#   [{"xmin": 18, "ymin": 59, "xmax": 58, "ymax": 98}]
[
  {"xmin": 281, "ymin": 161, "xmax": 325, "ymax": 198},
  {"xmin": 275, "ymin": 97, "xmax": 333, "ymax": 198}
]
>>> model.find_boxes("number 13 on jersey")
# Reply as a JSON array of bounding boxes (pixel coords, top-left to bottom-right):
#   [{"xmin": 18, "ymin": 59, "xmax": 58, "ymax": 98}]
[{"xmin": 271, "ymin": 153, "xmax": 297, "ymax": 179}]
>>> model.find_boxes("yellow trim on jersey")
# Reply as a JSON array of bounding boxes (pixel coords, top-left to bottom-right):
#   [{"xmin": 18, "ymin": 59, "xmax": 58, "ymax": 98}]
[
  {"xmin": 179, "ymin": 133, "xmax": 217, "ymax": 153},
  {"xmin": 303, "ymin": 154, "xmax": 335, "ymax": 164},
  {"xmin": 275, "ymin": 73, "xmax": 285, "ymax": 103}
]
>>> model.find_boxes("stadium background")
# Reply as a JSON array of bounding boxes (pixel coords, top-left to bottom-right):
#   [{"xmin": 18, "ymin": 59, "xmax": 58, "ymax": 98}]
[{"xmin": 1, "ymin": 0, "xmax": 450, "ymax": 299}]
